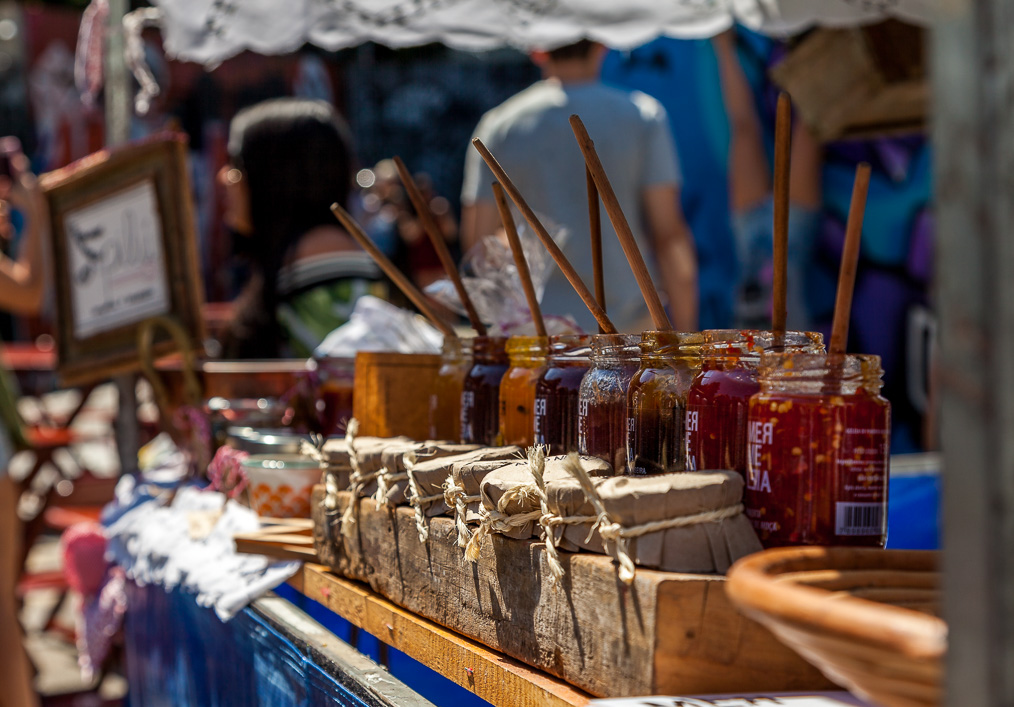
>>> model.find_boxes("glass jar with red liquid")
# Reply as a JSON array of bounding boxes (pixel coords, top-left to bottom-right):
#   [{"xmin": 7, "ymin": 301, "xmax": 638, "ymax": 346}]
[
  {"xmin": 316, "ymin": 357, "xmax": 355, "ymax": 437},
  {"xmin": 684, "ymin": 330, "xmax": 823, "ymax": 474},
  {"xmin": 498, "ymin": 336, "xmax": 549, "ymax": 447},
  {"xmin": 428, "ymin": 337, "xmax": 473, "ymax": 441},
  {"xmin": 578, "ymin": 334, "xmax": 640, "ymax": 472},
  {"xmin": 626, "ymin": 331, "xmax": 704, "ymax": 475},
  {"xmin": 534, "ymin": 335, "xmax": 592, "ymax": 454},
  {"xmin": 745, "ymin": 353, "xmax": 890, "ymax": 548},
  {"xmin": 460, "ymin": 336, "xmax": 509, "ymax": 445}
]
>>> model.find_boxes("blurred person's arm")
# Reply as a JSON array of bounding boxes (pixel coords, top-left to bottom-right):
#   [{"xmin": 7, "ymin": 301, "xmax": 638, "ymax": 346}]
[
  {"xmin": 0, "ymin": 152, "xmax": 46, "ymax": 316},
  {"xmin": 643, "ymin": 184, "xmax": 697, "ymax": 332}
]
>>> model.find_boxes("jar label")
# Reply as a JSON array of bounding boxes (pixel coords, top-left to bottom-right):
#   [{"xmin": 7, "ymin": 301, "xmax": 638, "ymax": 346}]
[
  {"xmin": 460, "ymin": 390, "xmax": 475, "ymax": 441},
  {"xmin": 744, "ymin": 394, "xmax": 889, "ymax": 547}
]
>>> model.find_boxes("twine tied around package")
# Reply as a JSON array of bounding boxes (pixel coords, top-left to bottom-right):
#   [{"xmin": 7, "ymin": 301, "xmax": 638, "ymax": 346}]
[
  {"xmin": 300, "ymin": 433, "xmax": 332, "ymax": 508},
  {"xmin": 442, "ymin": 475, "xmax": 480, "ymax": 548},
  {"xmin": 529, "ymin": 447, "xmax": 597, "ymax": 584},
  {"xmin": 404, "ymin": 452, "xmax": 447, "ymax": 543},
  {"xmin": 463, "ymin": 459, "xmax": 545, "ymax": 563},
  {"xmin": 339, "ymin": 419, "xmax": 370, "ymax": 538},
  {"xmin": 374, "ymin": 464, "xmax": 406, "ymax": 511},
  {"xmin": 562, "ymin": 453, "xmax": 744, "ymax": 584}
]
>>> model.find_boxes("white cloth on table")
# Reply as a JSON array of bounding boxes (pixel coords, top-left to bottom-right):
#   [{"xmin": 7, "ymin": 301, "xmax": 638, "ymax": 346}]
[{"xmin": 105, "ymin": 479, "xmax": 300, "ymax": 621}]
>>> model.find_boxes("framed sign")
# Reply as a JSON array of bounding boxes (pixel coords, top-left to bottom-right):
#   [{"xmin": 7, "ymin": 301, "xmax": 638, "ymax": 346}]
[{"xmin": 40, "ymin": 135, "xmax": 206, "ymax": 386}]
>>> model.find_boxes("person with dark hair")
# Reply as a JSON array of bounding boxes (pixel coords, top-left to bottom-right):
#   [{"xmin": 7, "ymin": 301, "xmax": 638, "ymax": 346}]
[
  {"xmin": 218, "ymin": 98, "xmax": 389, "ymax": 358},
  {"xmin": 461, "ymin": 40, "xmax": 697, "ymax": 333}
]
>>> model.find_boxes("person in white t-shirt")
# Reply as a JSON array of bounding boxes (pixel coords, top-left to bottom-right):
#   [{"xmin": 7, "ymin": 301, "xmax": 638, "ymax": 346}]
[{"xmin": 461, "ymin": 40, "xmax": 697, "ymax": 333}]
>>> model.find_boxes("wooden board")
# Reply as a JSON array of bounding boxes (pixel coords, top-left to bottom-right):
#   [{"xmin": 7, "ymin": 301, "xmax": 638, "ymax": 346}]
[
  {"xmin": 353, "ymin": 351, "xmax": 440, "ymax": 439},
  {"xmin": 297, "ymin": 565, "xmax": 592, "ymax": 707},
  {"xmin": 235, "ymin": 519, "xmax": 319, "ymax": 562},
  {"xmin": 312, "ymin": 488, "xmax": 833, "ymax": 698}
]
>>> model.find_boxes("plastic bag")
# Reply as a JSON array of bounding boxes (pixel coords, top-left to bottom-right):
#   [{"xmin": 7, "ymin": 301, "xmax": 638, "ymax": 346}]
[
  {"xmin": 314, "ymin": 295, "xmax": 444, "ymax": 357},
  {"xmin": 425, "ymin": 210, "xmax": 582, "ymax": 336}
]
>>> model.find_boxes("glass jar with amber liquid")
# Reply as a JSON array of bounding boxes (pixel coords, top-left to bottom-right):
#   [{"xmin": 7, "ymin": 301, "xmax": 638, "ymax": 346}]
[
  {"xmin": 625, "ymin": 331, "xmax": 704, "ymax": 475},
  {"xmin": 428, "ymin": 337, "xmax": 473, "ymax": 441},
  {"xmin": 498, "ymin": 336, "xmax": 548, "ymax": 447}
]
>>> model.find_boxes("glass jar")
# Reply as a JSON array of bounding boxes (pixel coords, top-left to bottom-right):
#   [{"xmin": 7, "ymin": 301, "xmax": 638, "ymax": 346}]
[
  {"xmin": 460, "ymin": 336, "xmax": 509, "ymax": 445},
  {"xmin": 578, "ymin": 334, "xmax": 640, "ymax": 472},
  {"xmin": 316, "ymin": 357, "xmax": 355, "ymax": 437},
  {"xmin": 429, "ymin": 338, "xmax": 473, "ymax": 441},
  {"xmin": 684, "ymin": 330, "xmax": 824, "ymax": 474},
  {"xmin": 498, "ymin": 336, "xmax": 549, "ymax": 447},
  {"xmin": 745, "ymin": 353, "xmax": 890, "ymax": 548},
  {"xmin": 534, "ymin": 335, "xmax": 592, "ymax": 454},
  {"xmin": 626, "ymin": 331, "xmax": 704, "ymax": 475}
]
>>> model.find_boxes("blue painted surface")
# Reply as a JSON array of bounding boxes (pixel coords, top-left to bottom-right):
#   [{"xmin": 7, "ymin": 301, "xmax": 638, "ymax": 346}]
[
  {"xmin": 886, "ymin": 474, "xmax": 940, "ymax": 551},
  {"xmin": 123, "ymin": 582, "xmax": 393, "ymax": 707},
  {"xmin": 274, "ymin": 583, "xmax": 492, "ymax": 707}
]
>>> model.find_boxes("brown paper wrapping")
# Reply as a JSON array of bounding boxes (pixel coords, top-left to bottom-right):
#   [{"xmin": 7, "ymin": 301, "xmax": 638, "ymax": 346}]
[
  {"xmin": 404, "ymin": 446, "xmax": 522, "ymax": 516},
  {"xmin": 374, "ymin": 442, "xmax": 483, "ymax": 506},
  {"xmin": 320, "ymin": 436, "xmax": 409, "ymax": 491},
  {"xmin": 545, "ymin": 470, "xmax": 762, "ymax": 574},
  {"xmin": 479, "ymin": 455, "xmax": 612, "ymax": 539}
]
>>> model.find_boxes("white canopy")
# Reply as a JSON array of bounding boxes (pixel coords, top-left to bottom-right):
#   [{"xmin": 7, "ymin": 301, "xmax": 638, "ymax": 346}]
[{"xmin": 153, "ymin": 0, "xmax": 932, "ymax": 66}]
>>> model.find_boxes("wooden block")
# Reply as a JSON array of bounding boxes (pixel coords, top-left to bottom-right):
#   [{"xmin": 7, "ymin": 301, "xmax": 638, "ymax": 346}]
[
  {"xmin": 312, "ymin": 488, "xmax": 833, "ymax": 698},
  {"xmin": 352, "ymin": 351, "xmax": 440, "ymax": 439},
  {"xmin": 234, "ymin": 522, "xmax": 320, "ymax": 562},
  {"xmin": 300, "ymin": 565, "xmax": 592, "ymax": 707}
]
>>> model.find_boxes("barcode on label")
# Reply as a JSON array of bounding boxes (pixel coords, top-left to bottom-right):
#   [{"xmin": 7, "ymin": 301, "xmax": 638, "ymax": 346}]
[{"xmin": 835, "ymin": 502, "xmax": 884, "ymax": 536}]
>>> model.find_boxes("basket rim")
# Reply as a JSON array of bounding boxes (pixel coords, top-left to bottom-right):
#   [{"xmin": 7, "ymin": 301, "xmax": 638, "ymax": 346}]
[{"xmin": 726, "ymin": 547, "xmax": 946, "ymax": 661}]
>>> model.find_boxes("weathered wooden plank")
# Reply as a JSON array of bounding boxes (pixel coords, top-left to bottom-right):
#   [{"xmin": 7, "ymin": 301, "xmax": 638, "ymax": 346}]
[
  {"xmin": 933, "ymin": 1, "xmax": 1014, "ymax": 704},
  {"xmin": 312, "ymin": 488, "xmax": 831, "ymax": 697},
  {"xmin": 300, "ymin": 564, "xmax": 592, "ymax": 707}
]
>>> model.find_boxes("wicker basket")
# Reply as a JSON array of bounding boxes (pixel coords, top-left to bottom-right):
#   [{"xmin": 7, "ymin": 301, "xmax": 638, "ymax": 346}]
[{"xmin": 726, "ymin": 547, "xmax": 945, "ymax": 707}]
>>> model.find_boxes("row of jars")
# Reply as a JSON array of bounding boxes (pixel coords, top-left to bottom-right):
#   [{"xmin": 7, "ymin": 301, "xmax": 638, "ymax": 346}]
[{"xmin": 427, "ymin": 329, "xmax": 890, "ymax": 550}]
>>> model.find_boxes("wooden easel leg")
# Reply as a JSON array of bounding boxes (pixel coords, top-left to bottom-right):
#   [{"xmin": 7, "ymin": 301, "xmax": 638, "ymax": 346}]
[{"xmin": 0, "ymin": 474, "xmax": 40, "ymax": 707}]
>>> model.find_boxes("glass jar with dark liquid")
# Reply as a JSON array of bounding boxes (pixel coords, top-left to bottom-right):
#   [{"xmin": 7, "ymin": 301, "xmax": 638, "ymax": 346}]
[
  {"xmin": 578, "ymin": 334, "xmax": 640, "ymax": 472},
  {"xmin": 460, "ymin": 336, "xmax": 509, "ymax": 445},
  {"xmin": 498, "ymin": 336, "xmax": 548, "ymax": 447},
  {"xmin": 534, "ymin": 335, "xmax": 592, "ymax": 454},
  {"xmin": 625, "ymin": 331, "xmax": 704, "ymax": 475}
]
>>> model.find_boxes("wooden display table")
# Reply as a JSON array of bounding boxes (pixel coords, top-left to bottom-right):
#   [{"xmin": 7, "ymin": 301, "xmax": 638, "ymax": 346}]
[{"xmin": 291, "ymin": 564, "xmax": 592, "ymax": 707}]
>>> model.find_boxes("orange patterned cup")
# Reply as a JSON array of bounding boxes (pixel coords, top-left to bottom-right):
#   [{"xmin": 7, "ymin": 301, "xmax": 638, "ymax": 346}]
[{"xmin": 241, "ymin": 454, "xmax": 321, "ymax": 518}]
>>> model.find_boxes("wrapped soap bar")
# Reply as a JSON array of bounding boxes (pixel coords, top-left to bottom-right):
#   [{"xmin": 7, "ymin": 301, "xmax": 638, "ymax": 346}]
[
  {"xmin": 402, "ymin": 446, "xmax": 523, "ymax": 543},
  {"xmin": 373, "ymin": 442, "xmax": 482, "ymax": 507},
  {"xmin": 472, "ymin": 453, "xmax": 612, "ymax": 546},
  {"xmin": 404, "ymin": 446, "xmax": 522, "ymax": 518},
  {"xmin": 544, "ymin": 461, "xmax": 762, "ymax": 578}
]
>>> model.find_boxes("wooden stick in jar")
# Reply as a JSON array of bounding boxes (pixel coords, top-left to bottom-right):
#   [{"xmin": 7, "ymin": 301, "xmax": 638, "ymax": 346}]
[
  {"xmin": 393, "ymin": 156, "xmax": 487, "ymax": 336},
  {"xmin": 586, "ymin": 167, "xmax": 606, "ymax": 333},
  {"xmin": 829, "ymin": 163, "xmax": 872, "ymax": 354},
  {"xmin": 471, "ymin": 137, "xmax": 618, "ymax": 335},
  {"xmin": 331, "ymin": 202, "xmax": 458, "ymax": 340},
  {"xmin": 772, "ymin": 92, "xmax": 791, "ymax": 335},
  {"xmin": 569, "ymin": 115, "xmax": 672, "ymax": 331},
  {"xmin": 492, "ymin": 182, "xmax": 547, "ymax": 338}
]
